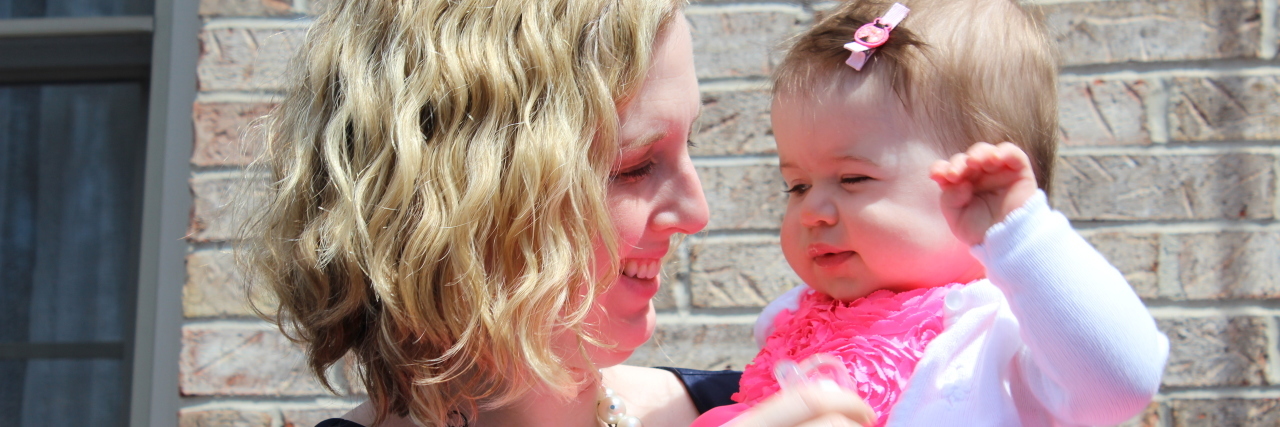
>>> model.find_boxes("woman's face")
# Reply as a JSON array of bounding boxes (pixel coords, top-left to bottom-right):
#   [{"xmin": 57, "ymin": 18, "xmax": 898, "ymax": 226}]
[{"xmin": 588, "ymin": 12, "xmax": 708, "ymax": 367}]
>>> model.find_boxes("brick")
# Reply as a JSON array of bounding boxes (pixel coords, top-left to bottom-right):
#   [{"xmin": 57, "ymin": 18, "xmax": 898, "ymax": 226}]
[
  {"xmin": 185, "ymin": 250, "xmax": 276, "ymax": 318},
  {"xmin": 624, "ymin": 323, "xmax": 758, "ymax": 370},
  {"xmin": 193, "ymin": 102, "xmax": 275, "ymax": 167},
  {"xmin": 687, "ymin": 7, "xmax": 807, "ymax": 79},
  {"xmin": 692, "ymin": 88, "xmax": 775, "ymax": 156},
  {"xmin": 180, "ymin": 324, "xmax": 331, "ymax": 396},
  {"xmin": 1158, "ymin": 316, "xmax": 1268, "ymax": 387},
  {"xmin": 282, "ymin": 407, "xmax": 356, "ymax": 427},
  {"xmin": 307, "ymin": 0, "xmax": 336, "ymax": 16},
  {"xmin": 1051, "ymin": 153, "xmax": 1275, "ymax": 221},
  {"xmin": 653, "ymin": 254, "xmax": 682, "ymax": 312},
  {"xmin": 198, "ymin": 28, "xmax": 306, "ymax": 92},
  {"xmin": 1167, "ymin": 398, "xmax": 1280, "ymax": 426},
  {"xmin": 179, "ymin": 408, "xmax": 273, "ymax": 427},
  {"xmin": 688, "ymin": 237, "xmax": 801, "ymax": 308},
  {"xmin": 698, "ymin": 164, "xmax": 786, "ymax": 231},
  {"xmin": 1166, "ymin": 231, "xmax": 1280, "ymax": 300},
  {"xmin": 1169, "ymin": 76, "xmax": 1280, "ymax": 141},
  {"xmin": 1058, "ymin": 79, "xmax": 1152, "ymax": 147},
  {"xmin": 1114, "ymin": 402, "xmax": 1161, "ymax": 427},
  {"xmin": 189, "ymin": 172, "xmax": 266, "ymax": 242},
  {"xmin": 199, "ymin": 0, "xmax": 297, "ymax": 17},
  {"xmin": 1037, "ymin": 0, "xmax": 1261, "ymax": 67},
  {"xmin": 1080, "ymin": 231, "xmax": 1159, "ymax": 298}
]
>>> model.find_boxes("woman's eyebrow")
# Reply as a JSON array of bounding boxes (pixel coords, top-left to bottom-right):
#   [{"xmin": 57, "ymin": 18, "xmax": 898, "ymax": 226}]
[{"xmin": 622, "ymin": 130, "xmax": 667, "ymax": 155}]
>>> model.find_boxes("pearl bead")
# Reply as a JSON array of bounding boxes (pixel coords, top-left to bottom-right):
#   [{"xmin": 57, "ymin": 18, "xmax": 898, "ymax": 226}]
[
  {"xmin": 616, "ymin": 415, "xmax": 643, "ymax": 427},
  {"xmin": 598, "ymin": 395, "xmax": 626, "ymax": 424}
]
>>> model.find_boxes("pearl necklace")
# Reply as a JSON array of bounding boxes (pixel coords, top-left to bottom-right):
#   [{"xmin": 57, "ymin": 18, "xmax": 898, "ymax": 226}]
[{"xmin": 596, "ymin": 386, "xmax": 642, "ymax": 427}]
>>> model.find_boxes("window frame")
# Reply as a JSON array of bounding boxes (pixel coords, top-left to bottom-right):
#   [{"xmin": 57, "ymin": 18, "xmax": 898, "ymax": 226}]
[
  {"xmin": 128, "ymin": 0, "xmax": 195, "ymax": 425},
  {"xmin": 0, "ymin": 0, "xmax": 195, "ymax": 425}
]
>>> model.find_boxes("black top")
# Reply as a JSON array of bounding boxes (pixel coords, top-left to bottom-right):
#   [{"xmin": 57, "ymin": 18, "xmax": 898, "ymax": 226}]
[{"xmin": 315, "ymin": 367, "xmax": 741, "ymax": 427}]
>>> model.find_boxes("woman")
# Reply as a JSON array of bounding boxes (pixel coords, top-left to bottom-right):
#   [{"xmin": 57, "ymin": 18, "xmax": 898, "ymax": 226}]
[{"xmin": 243, "ymin": 0, "xmax": 876, "ymax": 426}]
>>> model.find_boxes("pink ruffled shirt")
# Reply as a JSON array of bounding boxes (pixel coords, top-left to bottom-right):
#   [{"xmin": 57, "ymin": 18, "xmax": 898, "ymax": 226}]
[{"xmin": 694, "ymin": 284, "xmax": 959, "ymax": 427}]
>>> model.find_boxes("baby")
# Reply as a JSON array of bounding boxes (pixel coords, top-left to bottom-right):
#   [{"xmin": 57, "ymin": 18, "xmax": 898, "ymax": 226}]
[{"xmin": 695, "ymin": 0, "xmax": 1169, "ymax": 425}]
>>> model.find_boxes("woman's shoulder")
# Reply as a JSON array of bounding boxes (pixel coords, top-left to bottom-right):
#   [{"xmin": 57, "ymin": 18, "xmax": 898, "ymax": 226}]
[
  {"xmin": 603, "ymin": 365, "xmax": 703, "ymax": 425},
  {"xmin": 604, "ymin": 365, "xmax": 741, "ymax": 417},
  {"xmin": 315, "ymin": 419, "xmax": 366, "ymax": 427}
]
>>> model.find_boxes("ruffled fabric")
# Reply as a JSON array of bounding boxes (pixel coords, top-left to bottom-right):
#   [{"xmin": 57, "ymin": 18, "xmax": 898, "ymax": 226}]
[{"xmin": 732, "ymin": 284, "xmax": 959, "ymax": 426}]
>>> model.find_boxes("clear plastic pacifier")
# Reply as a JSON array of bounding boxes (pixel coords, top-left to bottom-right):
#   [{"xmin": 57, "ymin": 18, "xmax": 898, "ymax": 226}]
[{"xmin": 773, "ymin": 353, "xmax": 856, "ymax": 392}]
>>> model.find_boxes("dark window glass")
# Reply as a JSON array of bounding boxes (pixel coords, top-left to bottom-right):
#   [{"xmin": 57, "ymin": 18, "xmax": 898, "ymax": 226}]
[
  {"xmin": 0, "ymin": 359, "xmax": 127, "ymax": 426},
  {"xmin": 0, "ymin": 0, "xmax": 152, "ymax": 18},
  {"xmin": 0, "ymin": 82, "xmax": 146, "ymax": 427}
]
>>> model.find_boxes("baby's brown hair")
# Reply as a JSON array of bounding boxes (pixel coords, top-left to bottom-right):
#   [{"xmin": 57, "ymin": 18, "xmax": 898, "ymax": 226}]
[{"xmin": 774, "ymin": 0, "xmax": 1058, "ymax": 191}]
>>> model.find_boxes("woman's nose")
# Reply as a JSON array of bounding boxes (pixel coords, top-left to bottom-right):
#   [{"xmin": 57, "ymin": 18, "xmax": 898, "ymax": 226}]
[{"xmin": 651, "ymin": 156, "xmax": 709, "ymax": 235}]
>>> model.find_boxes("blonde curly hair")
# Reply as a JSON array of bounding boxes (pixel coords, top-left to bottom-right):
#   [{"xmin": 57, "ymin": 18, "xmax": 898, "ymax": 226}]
[{"xmin": 240, "ymin": 0, "xmax": 686, "ymax": 425}]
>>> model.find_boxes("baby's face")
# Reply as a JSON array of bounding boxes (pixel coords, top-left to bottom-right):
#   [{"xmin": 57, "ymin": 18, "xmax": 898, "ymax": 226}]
[{"xmin": 773, "ymin": 87, "xmax": 984, "ymax": 301}]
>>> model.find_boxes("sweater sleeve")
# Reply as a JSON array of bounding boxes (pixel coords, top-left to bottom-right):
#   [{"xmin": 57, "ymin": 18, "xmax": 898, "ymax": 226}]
[{"xmin": 970, "ymin": 190, "xmax": 1168, "ymax": 426}]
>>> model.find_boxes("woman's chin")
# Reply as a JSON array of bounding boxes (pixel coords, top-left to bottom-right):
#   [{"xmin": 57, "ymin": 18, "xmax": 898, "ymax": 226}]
[{"xmin": 590, "ymin": 303, "xmax": 656, "ymax": 367}]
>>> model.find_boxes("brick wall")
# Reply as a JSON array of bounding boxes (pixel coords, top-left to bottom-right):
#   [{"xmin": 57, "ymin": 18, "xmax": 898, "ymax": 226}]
[{"xmin": 181, "ymin": 1, "xmax": 1280, "ymax": 425}]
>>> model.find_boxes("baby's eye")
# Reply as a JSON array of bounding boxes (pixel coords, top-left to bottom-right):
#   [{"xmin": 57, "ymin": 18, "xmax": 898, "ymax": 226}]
[
  {"xmin": 841, "ymin": 176, "xmax": 871, "ymax": 185},
  {"xmin": 783, "ymin": 183, "xmax": 810, "ymax": 195}
]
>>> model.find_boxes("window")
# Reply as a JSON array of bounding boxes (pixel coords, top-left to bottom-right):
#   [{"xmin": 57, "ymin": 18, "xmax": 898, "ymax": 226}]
[{"xmin": 0, "ymin": 0, "xmax": 195, "ymax": 425}]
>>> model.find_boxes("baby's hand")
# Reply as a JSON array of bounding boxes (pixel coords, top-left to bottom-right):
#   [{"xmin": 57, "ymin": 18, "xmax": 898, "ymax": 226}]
[{"xmin": 929, "ymin": 142, "xmax": 1038, "ymax": 246}]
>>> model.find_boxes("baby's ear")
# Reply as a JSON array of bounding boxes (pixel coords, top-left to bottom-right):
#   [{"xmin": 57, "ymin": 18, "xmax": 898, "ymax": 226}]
[{"xmin": 753, "ymin": 284, "xmax": 811, "ymax": 347}]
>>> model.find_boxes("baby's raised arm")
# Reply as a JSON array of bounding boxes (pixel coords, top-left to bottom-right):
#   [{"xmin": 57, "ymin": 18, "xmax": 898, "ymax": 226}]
[{"xmin": 931, "ymin": 142, "xmax": 1168, "ymax": 425}]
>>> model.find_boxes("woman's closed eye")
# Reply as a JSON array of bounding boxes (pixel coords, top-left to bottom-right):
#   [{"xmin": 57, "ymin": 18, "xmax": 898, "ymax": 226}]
[{"xmin": 611, "ymin": 160, "xmax": 656, "ymax": 183}]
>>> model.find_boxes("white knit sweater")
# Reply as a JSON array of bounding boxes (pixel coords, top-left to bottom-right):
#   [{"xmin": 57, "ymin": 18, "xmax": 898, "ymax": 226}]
[{"xmin": 754, "ymin": 191, "xmax": 1169, "ymax": 426}]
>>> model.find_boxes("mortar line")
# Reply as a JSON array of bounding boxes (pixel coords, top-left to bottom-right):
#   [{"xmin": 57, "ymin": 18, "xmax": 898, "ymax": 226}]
[
  {"xmin": 1146, "ymin": 77, "xmax": 1169, "ymax": 144},
  {"xmin": 188, "ymin": 241, "xmax": 234, "ymax": 252},
  {"xmin": 809, "ymin": 1, "xmax": 839, "ymax": 13},
  {"xmin": 699, "ymin": 77, "xmax": 771, "ymax": 92},
  {"xmin": 182, "ymin": 318, "xmax": 280, "ymax": 329},
  {"xmin": 689, "ymin": 231, "xmax": 782, "ymax": 244},
  {"xmin": 1069, "ymin": 220, "xmax": 1280, "ymax": 233},
  {"xmin": 1157, "ymin": 386, "xmax": 1280, "ymax": 399},
  {"xmin": 1023, "ymin": 0, "xmax": 1125, "ymax": 4},
  {"xmin": 673, "ymin": 239, "xmax": 693, "ymax": 317},
  {"xmin": 1266, "ymin": 317, "xmax": 1280, "ymax": 386},
  {"xmin": 196, "ymin": 91, "xmax": 285, "ymax": 103},
  {"xmin": 180, "ymin": 396, "xmax": 366, "ymax": 409},
  {"xmin": 691, "ymin": 155, "xmax": 779, "ymax": 167},
  {"xmin": 1057, "ymin": 144, "xmax": 1280, "ymax": 156},
  {"xmin": 190, "ymin": 167, "xmax": 250, "ymax": 179},
  {"xmin": 1262, "ymin": 0, "xmax": 1278, "ymax": 60},
  {"xmin": 1147, "ymin": 305, "xmax": 1280, "ymax": 318},
  {"xmin": 1154, "ymin": 233, "xmax": 1180, "ymax": 302},
  {"xmin": 686, "ymin": 3, "xmax": 810, "ymax": 19},
  {"xmin": 203, "ymin": 17, "xmax": 315, "ymax": 30},
  {"xmin": 1273, "ymin": 153, "xmax": 1280, "ymax": 220},
  {"xmin": 655, "ymin": 313, "xmax": 759, "ymax": 324},
  {"xmin": 1059, "ymin": 59, "xmax": 1280, "ymax": 79}
]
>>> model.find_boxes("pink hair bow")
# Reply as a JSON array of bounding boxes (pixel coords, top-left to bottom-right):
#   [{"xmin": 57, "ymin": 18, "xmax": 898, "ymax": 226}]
[{"xmin": 843, "ymin": 3, "xmax": 910, "ymax": 71}]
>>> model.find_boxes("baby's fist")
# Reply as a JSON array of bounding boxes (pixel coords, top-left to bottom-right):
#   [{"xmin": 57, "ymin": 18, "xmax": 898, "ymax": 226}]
[{"xmin": 929, "ymin": 142, "xmax": 1038, "ymax": 245}]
